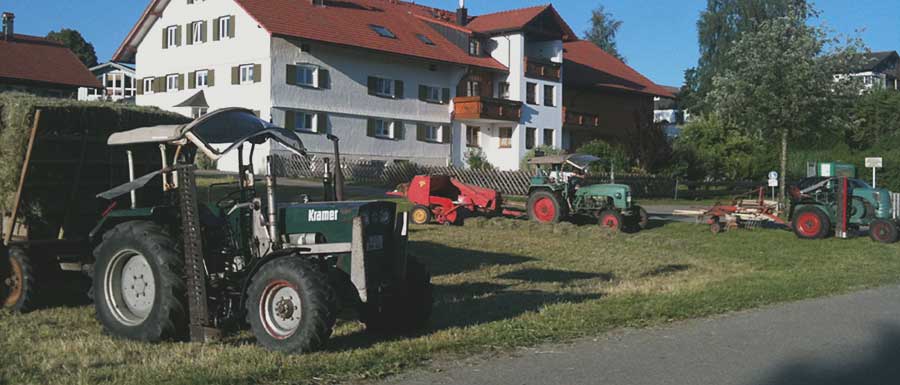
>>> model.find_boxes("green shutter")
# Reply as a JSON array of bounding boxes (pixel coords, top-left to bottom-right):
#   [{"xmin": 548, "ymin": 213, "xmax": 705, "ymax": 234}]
[
  {"xmin": 285, "ymin": 110, "xmax": 295, "ymax": 130},
  {"xmin": 317, "ymin": 113, "xmax": 328, "ymax": 133},
  {"xmin": 186, "ymin": 23, "xmax": 193, "ymax": 45},
  {"xmin": 394, "ymin": 80, "xmax": 404, "ymax": 98},
  {"xmin": 175, "ymin": 25, "xmax": 182, "ymax": 46},
  {"xmin": 201, "ymin": 21, "xmax": 207, "ymax": 42},
  {"xmin": 253, "ymin": 64, "xmax": 262, "ymax": 83},
  {"xmin": 366, "ymin": 119, "xmax": 376, "ymax": 137},
  {"xmin": 212, "ymin": 18, "xmax": 220, "ymax": 41},
  {"xmin": 419, "ymin": 85, "xmax": 428, "ymax": 101},
  {"xmin": 162, "ymin": 28, "xmax": 168, "ymax": 49},
  {"xmin": 319, "ymin": 69, "xmax": 330, "ymax": 89},
  {"xmin": 187, "ymin": 0, "xmax": 194, "ymax": 4},
  {"xmin": 136, "ymin": 78, "xmax": 144, "ymax": 95},
  {"xmin": 231, "ymin": 66, "xmax": 239, "ymax": 85},
  {"xmin": 286, "ymin": 64, "xmax": 297, "ymax": 85},
  {"xmin": 441, "ymin": 125, "xmax": 451, "ymax": 143},
  {"xmin": 208, "ymin": 70, "xmax": 215, "ymax": 86},
  {"xmin": 228, "ymin": 16, "xmax": 235, "ymax": 38},
  {"xmin": 178, "ymin": 74, "xmax": 185, "ymax": 90},
  {"xmin": 188, "ymin": 71, "xmax": 196, "ymax": 89},
  {"xmin": 394, "ymin": 121, "xmax": 405, "ymax": 140},
  {"xmin": 154, "ymin": 77, "xmax": 164, "ymax": 93},
  {"xmin": 367, "ymin": 76, "xmax": 377, "ymax": 95},
  {"xmin": 442, "ymin": 88, "xmax": 451, "ymax": 104},
  {"xmin": 416, "ymin": 124, "xmax": 426, "ymax": 142}
]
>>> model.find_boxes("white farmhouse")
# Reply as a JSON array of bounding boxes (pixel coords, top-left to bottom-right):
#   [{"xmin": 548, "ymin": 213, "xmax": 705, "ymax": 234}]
[{"xmin": 78, "ymin": 62, "xmax": 138, "ymax": 102}]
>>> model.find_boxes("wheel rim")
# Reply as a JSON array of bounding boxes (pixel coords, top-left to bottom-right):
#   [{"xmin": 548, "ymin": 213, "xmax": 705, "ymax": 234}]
[
  {"xmin": 533, "ymin": 197, "xmax": 556, "ymax": 223},
  {"xmin": 600, "ymin": 214, "xmax": 620, "ymax": 229},
  {"xmin": 412, "ymin": 208, "xmax": 429, "ymax": 224},
  {"xmin": 104, "ymin": 250, "xmax": 155, "ymax": 326},
  {"xmin": 872, "ymin": 222, "xmax": 890, "ymax": 240},
  {"xmin": 796, "ymin": 212, "xmax": 822, "ymax": 237},
  {"xmin": 2, "ymin": 256, "xmax": 23, "ymax": 307},
  {"xmin": 260, "ymin": 280, "xmax": 302, "ymax": 339}
]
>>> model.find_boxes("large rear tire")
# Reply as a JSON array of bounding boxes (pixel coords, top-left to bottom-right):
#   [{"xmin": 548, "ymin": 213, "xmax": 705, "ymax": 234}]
[
  {"xmin": 93, "ymin": 221, "xmax": 187, "ymax": 342},
  {"xmin": 2, "ymin": 247, "xmax": 35, "ymax": 312},
  {"xmin": 792, "ymin": 207, "xmax": 831, "ymax": 240},
  {"xmin": 246, "ymin": 257, "xmax": 336, "ymax": 353},
  {"xmin": 870, "ymin": 219, "xmax": 899, "ymax": 244},
  {"xmin": 527, "ymin": 190, "xmax": 566, "ymax": 224},
  {"xmin": 363, "ymin": 257, "xmax": 433, "ymax": 333}
]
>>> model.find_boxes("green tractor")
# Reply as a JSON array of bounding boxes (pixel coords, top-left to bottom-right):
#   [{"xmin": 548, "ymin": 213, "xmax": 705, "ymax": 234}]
[
  {"xmin": 789, "ymin": 176, "xmax": 898, "ymax": 243},
  {"xmin": 525, "ymin": 154, "xmax": 648, "ymax": 231},
  {"xmin": 89, "ymin": 108, "xmax": 432, "ymax": 353}
]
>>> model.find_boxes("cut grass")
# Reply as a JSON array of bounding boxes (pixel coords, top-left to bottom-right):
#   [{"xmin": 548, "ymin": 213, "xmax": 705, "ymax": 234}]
[{"xmin": 2, "ymin": 183, "xmax": 900, "ymax": 385}]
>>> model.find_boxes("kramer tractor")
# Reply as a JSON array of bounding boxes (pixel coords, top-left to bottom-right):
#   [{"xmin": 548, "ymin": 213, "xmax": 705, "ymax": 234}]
[
  {"xmin": 2, "ymin": 108, "xmax": 433, "ymax": 353},
  {"xmin": 525, "ymin": 154, "xmax": 648, "ymax": 231},
  {"xmin": 789, "ymin": 175, "xmax": 898, "ymax": 243}
]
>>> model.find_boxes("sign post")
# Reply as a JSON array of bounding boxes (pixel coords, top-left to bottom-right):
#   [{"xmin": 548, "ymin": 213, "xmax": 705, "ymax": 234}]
[
  {"xmin": 865, "ymin": 157, "xmax": 883, "ymax": 188},
  {"xmin": 768, "ymin": 171, "xmax": 779, "ymax": 201}
]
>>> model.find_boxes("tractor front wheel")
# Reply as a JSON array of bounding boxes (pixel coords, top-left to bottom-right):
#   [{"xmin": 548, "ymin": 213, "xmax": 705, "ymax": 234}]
[
  {"xmin": 93, "ymin": 221, "xmax": 187, "ymax": 342},
  {"xmin": 2, "ymin": 247, "xmax": 35, "ymax": 312},
  {"xmin": 363, "ymin": 257, "xmax": 433, "ymax": 333},
  {"xmin": 528, "ymin": 191, "xmax": 566, "ymax": 224},
  {"xmin": 598, "ymin": 210, "xmax": 624, "ymax": 232},
  {"xmin": 870, "ymin": 219, "xmax": 899, "ymax": 244},
  {"xmin": 246, "ymin": 257, "xmax": 336, "ymax": 353},
  {"xmin": 410, "ymin": 205, "xmax": 432, "ymax": 225},
  {"xmin": 792, "ymin": 207, "xmax": 831, "ymax": 240}
]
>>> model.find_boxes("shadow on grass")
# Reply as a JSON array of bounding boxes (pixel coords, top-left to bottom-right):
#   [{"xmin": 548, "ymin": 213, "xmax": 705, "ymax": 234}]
[
  {"xmin": 640, "ymin": 264, "xmax": 692, "ymax": 278},
  {"xmin": 758, "ymin": 323, "xmax": 900, "ymax": 385},
  {"xmin": 411, "ymin": 240, "xmax": 535, "ymax": 277},
  {"xmin": 497, "ymin": 268, "xmax": 613, "ymax": 283}
]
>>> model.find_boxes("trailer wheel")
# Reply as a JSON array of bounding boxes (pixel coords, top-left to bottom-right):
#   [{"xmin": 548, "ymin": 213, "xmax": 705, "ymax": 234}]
[
  {"xmin": 2, "ymin": 247, "xmax": 35, "ymax": 312},
  {"xmin": 870, "ymin": 219, "xmax": 899, "ymax": 244},
  {"xmin": 410, "ymin": 205, "xmax": 432, "ymax": 225},
  {"xmin": 598, "ymin": 210, "xmax": 624, "ymax": 232},
  {"xmin": 363, "ymin": 256, "xmax": 433, "ymax": 333},
  {"xmin": 93, "ymin": 221, "xmax": 187, "ymax": 342},
  {"xmin": 709, "ymin": 217, "xmax": 723, "ymax": 234},
  {"xmin": 528, "ymin": 190, "xmax": 566, "ymax": 224},
  {"xmin": 246, "ymin": 257, "xmax": 336, "ymax": 353},
  {"xmin": 792, "ymin": 207, "xmax": 831, "ymax": 240}
]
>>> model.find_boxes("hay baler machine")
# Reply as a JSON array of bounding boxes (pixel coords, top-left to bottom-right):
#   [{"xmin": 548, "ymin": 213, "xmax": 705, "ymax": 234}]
[
  {"xmin": 388, "ymin": 175, "xmax": 503, "ymax": 225},
  {"xmin": 673, "ymin": 187, "xmax": 787, "ymax": 234}
]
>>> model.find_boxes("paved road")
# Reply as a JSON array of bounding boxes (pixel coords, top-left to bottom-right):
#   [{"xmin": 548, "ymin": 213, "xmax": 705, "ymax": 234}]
[{"xmin": 384, "ymin": 285, "xmax": 900, "ymax": 385}]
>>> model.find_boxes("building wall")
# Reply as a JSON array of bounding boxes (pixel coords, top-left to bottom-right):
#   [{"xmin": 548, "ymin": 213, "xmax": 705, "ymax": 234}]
[{"xmin": 562, "ymin": 87, "xmax": 654, "ymax": 150}]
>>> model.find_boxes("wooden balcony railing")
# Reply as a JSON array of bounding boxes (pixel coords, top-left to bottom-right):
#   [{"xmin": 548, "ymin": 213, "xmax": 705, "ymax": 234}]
[
  {"xmin": 563, "ymin": 107, "xmax": 601, "ymax": 128},
  {"xmin": 525, "ymin": 57, "xmax": 562, "ymax": 82},
  {"xmin": 453, "ymin": 96, "xmax": 522, "ymax": 122}
]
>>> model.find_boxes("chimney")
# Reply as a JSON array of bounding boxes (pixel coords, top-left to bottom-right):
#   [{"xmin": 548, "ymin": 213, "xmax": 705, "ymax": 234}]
[
  {"xmin": 2, "ymin": 12, "xmax": 13, "ymax": 41},
  {"xmin": 456, "ymin": 0, "xmax": 468, "ymax": 26}
]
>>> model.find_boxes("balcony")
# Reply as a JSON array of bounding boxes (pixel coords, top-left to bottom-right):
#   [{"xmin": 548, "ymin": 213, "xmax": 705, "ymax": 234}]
[
  {"xmin": 525, "ymin": 57, "xmax": 562, "ymax": 82},
  {"xmin": 563, "ymin": 107, "xmax": 601, "ymax": 128},
  {"xmin": 453, "ymin": 96, "xmax": 522, "ymax": 124}
]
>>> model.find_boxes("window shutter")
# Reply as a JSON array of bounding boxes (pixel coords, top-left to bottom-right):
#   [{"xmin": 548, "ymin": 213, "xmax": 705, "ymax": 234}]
[
  {"xmin": 162, "ymin": 28, "xmax": 168, "ymax": 49},
  {"xmin": 418, "ymin": 85, "xmax": 428, "ymax": 101},
  {"xmin": 186, "ymin": 23, "xmax": 193, "ymax": 45},
  {"xmin": 212, "ymin": 18, "xmax": 220, "ymax": 41},
  {"xmin": 178, "ymin": 74, "xmax": 185, "ymax": 90},
  {"xmin": 394, "ymin": 121, "xmax": 405, "ymax": 140},
  {"xmin": 231, "ymin": 66, "xmax": 239, "ymax": 85},
  {"xmin": 319, "ymin": 69, "xmax": 330, "ymax": 89},
  {"xmin": 416, "ymin": 124, "xmax": 426, "ymax": 142},
  {"xmin": 228, "ymin": 16, "xmax": 236, "ymax": 38},
  {"xmin": 442, "ymin": 88, "xmax": 451, "ymax": 104},
  {"xmin": 137, "ymin": 79, "xmax": 144, "ymax": 95},
  {"xmin": 208, "ymin": 70, "xmax": 215, "ymax": 86},
  {"xmin": 154, "ymin": 77, "xmax": 164, "ymax": 93},
  {"xmin": 394, "ymin": 80, "xmax": 404, "ymax": 98},
  {"xmin": 201, "ymin": 21, "xmax": 207, "ymax": 42},
  {"xmin": 188, "ymin": 71, "xmax": 196, "ymax": 89},
  {"xmin": 367, "ymin": 76, "xmax": 377, "ymax": 95},
  {"xmin": 253, "ymin": 64, "xmax": 262, "ymax": 83},
  {"xmin": 187, "ymin": 0, "xmax": 194, "ymax": 4},
  {"xmin": 366, "ymin": 119, "xmax": 376, "ymax": 137},
  {"xmin": 284, "ymin": 110, "xmax": 295, "ymax": 131},
  {"xmin": 317, "ymin": 113, "xmax": 328, "ymax": 133},
  {"xmin": 175, "ymin": 26, "xmax": 182, "ymax": 46},
  {"xmin": 441, "ymin": 125, "xmax": 451, "ymax": 143},
  {"xmin": 286, "ymin": 65, "xmax": 297, "ymax": 85}
]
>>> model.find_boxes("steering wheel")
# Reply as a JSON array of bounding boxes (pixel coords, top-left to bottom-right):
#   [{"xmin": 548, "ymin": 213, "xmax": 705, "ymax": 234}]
[{"xmin": 216, "ymin": 190, "xmax": 245, "ymax": 210}]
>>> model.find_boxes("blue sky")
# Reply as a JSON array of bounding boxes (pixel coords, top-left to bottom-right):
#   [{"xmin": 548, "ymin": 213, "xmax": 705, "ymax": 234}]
[{"xmin": 2, "ymin": 0, "xmax": 898, "ymax": 87}]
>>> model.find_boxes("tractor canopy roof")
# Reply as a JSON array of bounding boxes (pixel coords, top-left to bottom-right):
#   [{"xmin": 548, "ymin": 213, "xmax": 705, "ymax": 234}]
[
  {"xmin": 528, "ymin": 154, "xmax": 603, "ymax": 171},
  {"xmin": 107, "ymin": 107, "xmax": 306, "ymax": 160}
]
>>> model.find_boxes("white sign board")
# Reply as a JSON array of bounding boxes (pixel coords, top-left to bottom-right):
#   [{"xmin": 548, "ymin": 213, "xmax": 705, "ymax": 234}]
[
  {"xmin": 866, "ymin": 157, "xmax": 883, "ymax": 169},
  {"xmin": 768, "ymin": 179, "xmax": 779, "ymax": 187},
  {"xmin": 768, "ymin": 171, "xmax": 779, "ymax": 180}
]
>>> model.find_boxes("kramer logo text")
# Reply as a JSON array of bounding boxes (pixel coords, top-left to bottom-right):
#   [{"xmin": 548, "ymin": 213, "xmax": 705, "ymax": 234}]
[{"xmin": 309, "ymin": 209, "xmax": 339, "ymax": 222}]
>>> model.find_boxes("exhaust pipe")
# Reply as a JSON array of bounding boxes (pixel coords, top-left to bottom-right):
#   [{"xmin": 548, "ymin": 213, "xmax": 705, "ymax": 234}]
[
  {"xmin": 265, "ymin": 155, "xmax": 281, "ymax": 249},
  {"xmin": 327, "ymin": 134, "xmax": 345, "ymax": 201}
]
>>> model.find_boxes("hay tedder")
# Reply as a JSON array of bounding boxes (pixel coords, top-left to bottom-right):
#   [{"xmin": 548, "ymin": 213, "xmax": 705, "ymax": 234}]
[
  {"xmin": 673, "ymin": 187, "xmax": 786, "ymax": 234},
  {"xmin": 387, "ymin": 175, "xmax": 503, "ymax": 225}
]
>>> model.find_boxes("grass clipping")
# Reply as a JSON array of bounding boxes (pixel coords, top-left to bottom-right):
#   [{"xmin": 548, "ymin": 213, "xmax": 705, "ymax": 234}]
[{"xmin": 0, "ymin": 92, "xmax": 188, "ymax": 216}]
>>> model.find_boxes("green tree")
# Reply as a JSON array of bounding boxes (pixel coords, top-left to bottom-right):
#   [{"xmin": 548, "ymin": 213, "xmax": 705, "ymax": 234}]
[
  {"xmin": 672, "ymin": 114, "xmax": 763, "ymax": 180},
  {"xmin": 849, "ymin": 88, "xmax": 900, "ymax": 148},
  {"xmin": 583, "ymin": 4, "xmax": 624, "ymax": 62},
  {"xmin": 46, "ymin": 28, "xmax": 98, "ymax": 68}
]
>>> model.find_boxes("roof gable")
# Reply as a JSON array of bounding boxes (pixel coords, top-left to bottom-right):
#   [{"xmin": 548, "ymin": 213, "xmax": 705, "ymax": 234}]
[
  {"xmin": 563, "ymin": 40, "xmax": 672, "ymax": 98},
  {"xmin": 0, "ymin": 34, "xmax": 101, "ymax": 88},
  {"xmin": 465, "ymin": 5, "xmax": 576, "ymax": 41}
]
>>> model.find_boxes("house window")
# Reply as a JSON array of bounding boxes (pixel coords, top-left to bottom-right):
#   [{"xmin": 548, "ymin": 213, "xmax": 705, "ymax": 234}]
[
  {"xmin": 192, "ymin": 21, "xmax": 203, "ymax": 44},
  {"xmin": 424, "ymin": 85, "xmax": 441, "ymax": 102},
  {"xmin": 167, "ymin": 26, "xmax": 178, "ymax": 47},
  {"xmin": 375, "ymin": 78, "xmax": 394, "ymax": 97},
  {"xmin": 240, "ymin": 65, "xmax": 254, "ymax": 84},
  {"xmin": 295, "ymin": 111, "xmax": 315, "ymax": 132},
  {"xmin": 375, "ymin": 120, "xmax": 393, "ymax": 138},
  {"xmin": 297, "ymin": 65, "xmax": 316, "ymax": 87},
  {"xmin": 543, "ymin": 85, "xmax": 555, "ymax": 106},
  {"xmin": 191, "ymin": 107, "xmax": 208, "ymax": 119},
  {"xmin": 466, "ymin": 81, "xmax": 481, "ymax": 97},
  {"xmin": 166, "ymin": 74, "xmax": 179, "ymax": 92},
  {"xmin": 543, "ymin": 129, "xmax": 554, "ymax": 147},
  {"xmin": 498, "ymin": 82, "xmax": 510, "ymax": 99},
  {"xmin": 143, "ymin": 78, "xmax": 154, "ymax": 94},
  {"xmin": 469, "ymin": 39, "xmax": 481, "ymax": 56},
  {"xmin": 370, "ymin": 25, "xmax": 396, "ymax": 39},
  {"xmin": 196, "ymin": 70, "xmax": 209, "ymax": 87},
  {"xmin": 218, "ymin": 16, "xmax": 231, "ymax": 40},
  {"xmin": 526, "ymin": 127, "xmax": 536, "ymax": 150},
  {"xmin": 499, "ymin": 127, "xmax": 513, "ymax": 148},
  {"xmin": 416, "ymin": 34, "xmax": 435, "ymax": 46},
  {"xmin": 526, "ymin": 82, "xmax": 537, "ymax": 104},
  {"xmin": 466, "ymin": 126, "xmax": 480, "ymax": 147},
  {"xmin": 425, "ymin": 125, "xmax": 441, "ymax": 142}
]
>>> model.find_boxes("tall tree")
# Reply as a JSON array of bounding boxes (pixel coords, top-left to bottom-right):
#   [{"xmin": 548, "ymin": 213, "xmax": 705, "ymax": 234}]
[
  {"xmin": 46, "ymin": 28, "xmax": 98, "ymax": 68},
  {"xmin": 583, "ymin": 4, "xmax": 625, "ymax": 62}
]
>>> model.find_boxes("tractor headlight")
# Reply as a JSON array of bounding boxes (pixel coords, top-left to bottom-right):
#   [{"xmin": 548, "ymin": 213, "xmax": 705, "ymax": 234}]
[{"xmin": 615, "ymin": 192, "xmax": 623, "ymax": 199}]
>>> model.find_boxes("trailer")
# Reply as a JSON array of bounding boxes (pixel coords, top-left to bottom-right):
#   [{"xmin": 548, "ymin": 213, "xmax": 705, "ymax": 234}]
[
  {"xmin": 388, "ymin": 175, "xmax": 503, "ymax": 225},
  {"xmin": 673, "ymin": 187, "xmax": 787, "ymax": 234}
]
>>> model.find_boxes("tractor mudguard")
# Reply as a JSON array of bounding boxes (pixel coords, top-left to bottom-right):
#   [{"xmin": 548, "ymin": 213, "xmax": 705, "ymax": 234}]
[{"xmin": 89, "ymin": 206, "xmax": 172, "ymax": 243}]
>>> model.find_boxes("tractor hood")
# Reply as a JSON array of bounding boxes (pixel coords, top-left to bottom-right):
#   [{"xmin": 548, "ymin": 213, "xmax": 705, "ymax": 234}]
[{"xmin": 107, "ymin": 108, "xmax": 306, "ymax": 160}]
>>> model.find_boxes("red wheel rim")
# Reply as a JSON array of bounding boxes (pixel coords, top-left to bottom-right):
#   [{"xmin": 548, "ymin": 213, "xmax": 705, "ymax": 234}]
[
  {"xmin": 796, "ymin": 212, "xmax": 821, "ymax": 237},
  {"xmin": 600, "ymin": 214, "xmax": 620, "ymax": 229},
  {"xmin": 533, "ymin": 197, "xmax": 556, "ymax": 223},
  {"xmin": 872, "ymin": 222, "xmax": 888, "ymax": 240}
]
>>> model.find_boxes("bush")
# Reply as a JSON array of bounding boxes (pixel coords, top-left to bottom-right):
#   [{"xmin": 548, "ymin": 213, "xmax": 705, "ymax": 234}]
[
  {"xmin": 195, "ymin": 151, "xmax": 218, "ymax": 170},
  {"xmin": 464, "ymin": 147, "xmax": 495, "ymax": 170},
  {"xmin": 520, "ymin": 145, "xmax": 565, "ymax": 172},
  {"xmin": 575, "ymin": 140, "xmax": 630, "ymax": 174}
]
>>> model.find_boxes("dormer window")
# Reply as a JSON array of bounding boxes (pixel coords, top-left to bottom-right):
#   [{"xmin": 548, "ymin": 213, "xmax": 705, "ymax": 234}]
[
  {"xmin": 370, "ymin": 25, "xmax": 396, "ymax": 39},
  {"xmin": 468, "ymin": 39, "xmax": 481, "ymax": 56},
  {"xmin": 416, "ymin": 34, "xmax": 435, "ymax": 46}
]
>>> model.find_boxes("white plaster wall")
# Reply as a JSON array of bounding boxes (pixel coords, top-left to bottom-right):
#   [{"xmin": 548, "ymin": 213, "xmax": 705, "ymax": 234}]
[
  {"xmin": 133, "ymin": 0, "xmax": 273, "ymax": 172},
  {"xmin": 525, "ymin": 40, "xmax": 563, "ymax": 63}
]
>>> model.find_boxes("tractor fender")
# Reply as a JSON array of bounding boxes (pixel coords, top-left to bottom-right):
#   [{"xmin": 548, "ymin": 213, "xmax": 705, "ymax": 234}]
[{"xmin": 88, "ymin": 206, "xmax": 172, "ymax": 245}]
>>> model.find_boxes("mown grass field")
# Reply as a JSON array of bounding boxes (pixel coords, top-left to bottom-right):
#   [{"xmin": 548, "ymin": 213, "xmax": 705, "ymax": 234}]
[{"xmin": 2, "ymin": 179, "xmax": 899, "ymax": 385}]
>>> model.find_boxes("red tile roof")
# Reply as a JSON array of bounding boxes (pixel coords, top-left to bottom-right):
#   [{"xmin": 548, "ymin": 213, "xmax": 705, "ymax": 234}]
[
  {"xmin": 0, "ymin": 34, "xmax": 101, "ymax": 89},
  {"xmin": 563, "ymin": 40, "xmax": 673, "ymax": 98},
  {"xmin": 464, "ymin": 5, "xmax": 549, "ymax": 34}
]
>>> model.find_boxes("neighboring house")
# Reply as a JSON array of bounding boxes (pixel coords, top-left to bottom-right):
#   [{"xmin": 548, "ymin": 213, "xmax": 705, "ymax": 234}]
[
  {"xmin": 849, "ymin": 51, "xmax": 899, "ymax": 91},
  {"xmin": 0, "ymin": 12, "xmax": 100, "ymax": 98},
  {"xmin": 653, "ymin": 85, "xmax": 685, "ymax": 139},
  {"xmin": 78, "ymin": 62, "xmax": 138, "ymax": 102},
  {"xmin": 114, "ymin": 0, "xmax": 668, "ymax": 171}
]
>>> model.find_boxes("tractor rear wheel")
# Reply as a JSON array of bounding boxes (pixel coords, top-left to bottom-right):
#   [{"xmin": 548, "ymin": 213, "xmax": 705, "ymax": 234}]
[
  {"xmin": 410, "ymin": 205, "xmax": 432, "ymax": 225},
  {"xmin": 363, "ymin": 257, "xmax": 433, "ymax": 333},
  {"xmin": 792, "ymin": 207, "xmax": 831, "ymax": 240},
  {"xmin": 598, "ymin": 210, "xmax": 624, "ymax": 231},
  {"xmin": 246, "ymin": 256, "xmax": 336, "ymax": 353},
  {"xmin": 528, "ymin": 190, "xmax": 566, "ymax": 224},
  {"xmin": 93, "ymin": 221, "xmax": 187, "ymax": 342},
  {"xmin": 633, "ymin": 205, "xmax": 649, "ymax": 230},
  {"xmin": 870, "ymin": 219, "xmax": 899, "ymax": 244},
  {"xmin": 2, "ymin": 247, "xmax": 35, "ymax": 312}
]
